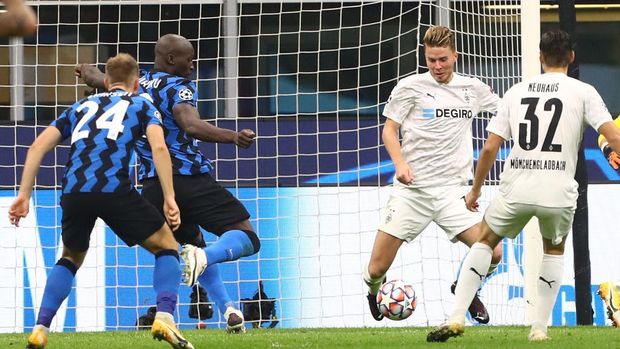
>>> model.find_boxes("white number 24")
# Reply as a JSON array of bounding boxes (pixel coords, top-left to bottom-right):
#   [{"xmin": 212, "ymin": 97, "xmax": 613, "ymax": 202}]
[{"xmin": 71, "ymin": 100, "xmax": 130, "ymax": 144}]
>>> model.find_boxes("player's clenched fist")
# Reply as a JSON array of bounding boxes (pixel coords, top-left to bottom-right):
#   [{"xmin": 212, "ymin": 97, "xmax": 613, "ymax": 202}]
[
  {"xmin": 394, "ymin": 162, "xmax": 413, "ymax": 185},
  {"xmin": 235, "ymin": 129, "xmax": 256, "ymax": 148}
]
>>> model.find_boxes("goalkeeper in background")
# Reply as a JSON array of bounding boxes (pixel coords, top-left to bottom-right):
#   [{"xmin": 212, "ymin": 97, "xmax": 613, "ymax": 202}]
[
  {"xmin": 363, "ymin": 25, "xmax": 502, "ymax": 324},
  {"xmin": 76, "ymin": 34, "xmax": 260, "ymax": 333},
  {"xmin": 597, "ymin": 117, "xmax": 620, "ymax": 328}
]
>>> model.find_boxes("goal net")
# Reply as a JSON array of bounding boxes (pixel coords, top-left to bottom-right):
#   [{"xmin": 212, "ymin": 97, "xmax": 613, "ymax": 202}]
[{"xmin": 0, "ymin": 0, "xmax": 525, "ymax": 332}]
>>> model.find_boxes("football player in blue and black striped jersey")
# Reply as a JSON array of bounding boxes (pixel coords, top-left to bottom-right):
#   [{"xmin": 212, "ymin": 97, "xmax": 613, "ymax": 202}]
[
  {"xmin": 12, "ymin": 53, "xmax": 194, "ymax": 349},
  {"xmin": 76, "ymin": 34, "xmax": 260, "ymax": 333}
]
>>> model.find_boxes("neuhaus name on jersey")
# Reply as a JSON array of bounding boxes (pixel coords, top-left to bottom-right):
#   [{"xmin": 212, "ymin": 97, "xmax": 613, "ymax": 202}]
[
  {"xmin": 509, "ymin": 158, "xmax": 566, "ymax": 171},
  {"xmin": 527, "ymin": 82, "xmax": 559, "ymax": 93}
]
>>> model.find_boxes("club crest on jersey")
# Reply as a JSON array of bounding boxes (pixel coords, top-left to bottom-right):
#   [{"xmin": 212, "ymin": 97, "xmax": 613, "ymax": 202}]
[
  {"xmin": 462, "ymin": 88, "xmax": 470, "ymax": 104},
  {"xmin": 179, "ymin": 88, "xmax": 193, "ymax": 101}
]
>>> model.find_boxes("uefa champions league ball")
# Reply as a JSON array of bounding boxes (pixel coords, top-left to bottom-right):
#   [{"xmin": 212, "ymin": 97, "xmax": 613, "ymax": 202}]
[{"xmin": 376, "ymin": 279, "xmax": 417, "ymax": 320}]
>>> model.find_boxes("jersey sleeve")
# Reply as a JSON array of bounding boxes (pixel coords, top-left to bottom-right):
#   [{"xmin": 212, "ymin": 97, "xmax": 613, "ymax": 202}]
[
  {"xmin": 473, "ymin": 79, "xmax": 500, "ymax": 114},
  {"xmin": 485, "ymin": 93, "xmax": 511, "ymax": 140},
  {"xmin": 142, "ymin": 99, "xmax": 164, "ymax": 128},
  {"xmin": 584, "ymin": 85, "xmax": 612, "ymax": 132},
  {"xmin": 49, "ymin": 109, "xmax": 73, "ymax": 140},
  {"xmin": 382, "ymin": 80, "xmax": 415, "ymax": 124},
  {"xmin": 171, "ymin": 79, "xmax": 198, "ymax": 109}
]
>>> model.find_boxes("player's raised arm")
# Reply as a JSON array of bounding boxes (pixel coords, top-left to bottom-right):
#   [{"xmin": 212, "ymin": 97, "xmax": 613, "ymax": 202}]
[
  {"xmin": 598, "ymin": 117, "xmax": 620, "ymax": 170},
  {"xmin": 9, "ymin": 126, "xmax": 62, "ymax": 226},
  {"xmin": 74, "ymin": 63, "xmax": 106, "ymax": 90},
  {"xmin": 0, "ymin": 0, "xmax": 37, "ymax": 37}
]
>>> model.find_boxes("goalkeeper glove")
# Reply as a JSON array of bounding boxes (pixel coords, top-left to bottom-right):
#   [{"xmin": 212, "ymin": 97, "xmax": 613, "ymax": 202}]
[{"xmin": 602, "ymin": 144, "xmax": 620, "ymax": 170}]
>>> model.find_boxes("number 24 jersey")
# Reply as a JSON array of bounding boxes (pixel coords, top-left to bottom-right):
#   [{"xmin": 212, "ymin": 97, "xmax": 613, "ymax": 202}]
[{"xmin": 51, "ymin": 90, "xmax": 162, "ymax": 194}]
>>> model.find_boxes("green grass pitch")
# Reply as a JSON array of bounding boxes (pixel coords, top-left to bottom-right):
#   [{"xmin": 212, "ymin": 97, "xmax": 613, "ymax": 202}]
[{"xmin": 2, "ymin": 326, "xmax": 620, "ymax": 348}]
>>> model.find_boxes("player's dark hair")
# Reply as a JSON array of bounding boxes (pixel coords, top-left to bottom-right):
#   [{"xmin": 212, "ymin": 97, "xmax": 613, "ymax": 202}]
[
  {"xmin": 539, "ymin": 30, "xmax": 573, "ymax": 68},
  {"xmin": 105, "ymin": 53, "xmax": 139, "ymax": 86}
]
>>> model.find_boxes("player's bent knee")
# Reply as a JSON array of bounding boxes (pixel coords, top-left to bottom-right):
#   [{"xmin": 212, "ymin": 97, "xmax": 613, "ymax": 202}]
[
  {"xmin": 155, "ymin": 249, "xmax": 180, "ymax": 260},
  {"xmin": 142, "ymin": 223, "xmax": 178, "ymax": 254},
  {"xmin": 60, "ymin": 247, "xmax": 87, "ymax": 268},
  {"xmin": 57, "ymin": 257, "xmax": 79, "ymax": 274},
  {"xmin": 243, "ymin": 229, "xmax": 261, "ymax": 254},
  {"xmin": 491, "ymin": 244, "xmax": 503, "ymax": 264},
  {"xmin": 367, "ymin": 262, "xmax": 388, "ymax": 279}
]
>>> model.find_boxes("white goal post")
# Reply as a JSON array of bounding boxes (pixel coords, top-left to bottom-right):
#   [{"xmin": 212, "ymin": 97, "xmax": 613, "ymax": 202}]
[
  {"xmin": 1, "ymin": 0, "xmax": 545, "ymax": 332},
  {"xmin": 519, "ymin": 0, "xmax": 543, "ymax": 326}
]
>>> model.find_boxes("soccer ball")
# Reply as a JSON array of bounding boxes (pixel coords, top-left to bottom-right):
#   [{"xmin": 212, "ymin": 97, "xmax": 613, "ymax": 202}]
[{"xmin": 376, "ymin": 279, "xmax": 416, "ymax": 320}]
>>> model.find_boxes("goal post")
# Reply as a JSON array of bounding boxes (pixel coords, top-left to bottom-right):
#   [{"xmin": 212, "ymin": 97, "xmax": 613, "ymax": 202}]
[
  {"xmin": 1, "ymin": 0, "xmax": 542, "ymax": 332},
  {"xmin": 519, "ymin": 0, "xmax": 542, "ymax": 326}
]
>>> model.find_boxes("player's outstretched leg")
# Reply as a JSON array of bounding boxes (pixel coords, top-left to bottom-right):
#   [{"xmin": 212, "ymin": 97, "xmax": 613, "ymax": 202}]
[
  {"xmin": 27, "ymin": 256, "xmax": 80, "ymax": 349},
  {"xmin": 181, "ymin": 230, "xmax": 259, "ymax": 286},
  {"xmin": 426, "ymin": 322, "xmax": 465, "ymax": 342},
  {"xmin": 196, "ymin": 263, "xmax": 247, "ymax": 333},
  {"xmin": 26, "ymin": 325, "xmax": 48, "ymax": 349},
  {"xmin": 598, "ymin": 281, "xmax": 620, "ymax": 327},
  {"xmin": 451, "ymin": 281, "xmax": 489, "ymax": 324}
]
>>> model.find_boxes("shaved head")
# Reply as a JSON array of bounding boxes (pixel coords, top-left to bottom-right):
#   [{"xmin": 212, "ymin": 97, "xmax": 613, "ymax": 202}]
[{"xmin": 154, "ymin": 34, "xmax": 195, "ymax": 78}]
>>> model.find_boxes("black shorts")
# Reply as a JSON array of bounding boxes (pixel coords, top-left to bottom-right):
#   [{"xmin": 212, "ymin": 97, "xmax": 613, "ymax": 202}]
[
  {"xmin": 142, "ymin": 173, "xmax": 250, "ymax": 243},
  {"xmin": 60, "ymin": 190, "xmax": 165, "ymax": 252}
]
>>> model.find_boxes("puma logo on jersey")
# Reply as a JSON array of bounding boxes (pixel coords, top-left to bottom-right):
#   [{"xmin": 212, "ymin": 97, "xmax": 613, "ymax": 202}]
[
  {"xmin": 426, "ymin": 93, "xmax": 435, "ymax": 99},
  {"xmin": 539, "ymin": 277, "xmax": 556, "ymax": 289}
]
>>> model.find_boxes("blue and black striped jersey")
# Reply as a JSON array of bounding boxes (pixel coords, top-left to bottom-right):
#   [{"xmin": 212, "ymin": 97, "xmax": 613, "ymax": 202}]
[
  {"xmin": 52, "ymin": 89, "xmax": 163, "ymax": 193},
  {"xmin": 135, "ymin": 70, "xmax": 213, "ymax": 181}
]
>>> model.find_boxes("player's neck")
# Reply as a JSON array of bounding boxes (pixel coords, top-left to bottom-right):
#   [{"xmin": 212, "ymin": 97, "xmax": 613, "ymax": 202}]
[
  {"xmin": 542, "ymin": 66, "xmax": 568, "ymax": 74},
  {"xmin": 108, "ymin": 84, "xmax": 129, "ymax": 92}
]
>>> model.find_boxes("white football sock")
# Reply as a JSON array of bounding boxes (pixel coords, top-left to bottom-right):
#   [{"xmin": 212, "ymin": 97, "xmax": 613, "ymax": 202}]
[
  {"xmin": 33, "ymin": 324, "xmax": 49, "ymax": 334},
  {"xmin": 155, "ymin": 311, "xmax": 175, "ymax": 324},
  {"xmin": 448, "ymin": 242, "xmax": 492, "ymax": 324},
  {"xmin": 363, "ymin": 263, "xmax": 385, "ymax": 295},
  {"xmin": 531, "ymin": 254, "xmax": 563, "ymax": 333}
]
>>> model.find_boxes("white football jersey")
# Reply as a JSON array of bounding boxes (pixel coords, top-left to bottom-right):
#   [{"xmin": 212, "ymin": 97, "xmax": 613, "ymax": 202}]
[
  {"xmin": 488, "ymin": 72, "xmax": 612, "ymax": 207},
  {"xmin": 382, "ymin": 72, "xmax": 499, "ymax": 188}
]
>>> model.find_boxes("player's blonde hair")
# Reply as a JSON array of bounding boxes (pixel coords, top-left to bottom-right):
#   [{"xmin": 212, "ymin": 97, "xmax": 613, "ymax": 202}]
[
  {"xmin": 423, "ymin": 26, "xmax": 456, "ymax": 51},
  {"xmin": 105, "ymin": 53, "xmax": 139, "ymax": 86}
]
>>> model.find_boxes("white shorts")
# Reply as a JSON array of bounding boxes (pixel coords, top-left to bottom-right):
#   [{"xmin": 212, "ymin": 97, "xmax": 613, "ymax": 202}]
[
  {"xmin": 484, "ymin": 192, "xmax": 576, "ymax": 245},
  {"xmin": 378, "ymin": 184, "xmax": 481, "ymax": 243}
]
